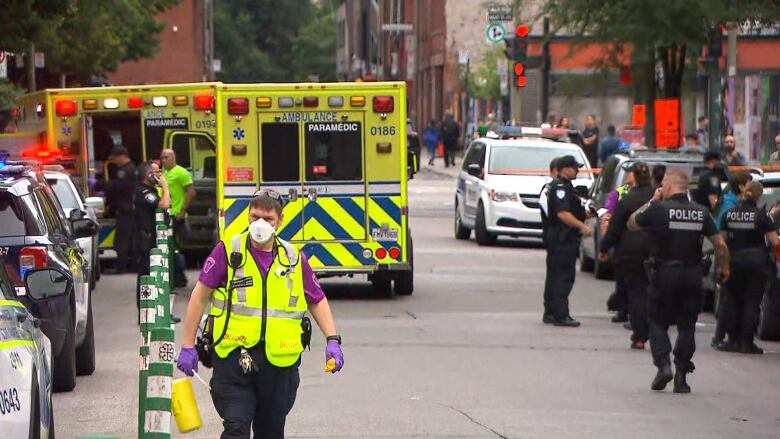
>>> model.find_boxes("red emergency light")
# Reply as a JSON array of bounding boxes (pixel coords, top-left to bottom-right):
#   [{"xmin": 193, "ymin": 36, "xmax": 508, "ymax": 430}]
[
  {"xmin": 194, "ymin": 94, "xmax": 215, "ymax": 111},
  {"xmin": 55, "ymin": 99, "xmax": 78, "ymax": 117},
  {"xmin": 227, "ymin": 98, "xmax": 249, "ymax": 115},
  {"xmin": 127, "ymin": 96, "xmax": 144, "ymax": 108},
  {"xmin": 372, "ymin": 96, "xmax": 394, "ymax": 113}
]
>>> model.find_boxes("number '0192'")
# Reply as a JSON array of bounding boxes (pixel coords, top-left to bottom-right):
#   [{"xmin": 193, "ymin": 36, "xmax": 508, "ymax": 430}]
[{"xmin": 370, "ymin": 126, "xmax": 396, "ymax": 136}]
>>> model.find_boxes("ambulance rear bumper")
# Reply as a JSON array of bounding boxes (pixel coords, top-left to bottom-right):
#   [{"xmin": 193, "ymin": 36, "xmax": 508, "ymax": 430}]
[{"xmin": 315, "ymin": 263, "xmax": 412, "ymax": 278}]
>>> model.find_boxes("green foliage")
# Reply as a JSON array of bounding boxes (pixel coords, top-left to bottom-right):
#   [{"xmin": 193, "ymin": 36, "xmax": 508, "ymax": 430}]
[
  {"xmin": 215, "ymin": 0, "xmax": 337, "ymax": 82},
  {"xmin": 461, "ymin": 48, "xmax": 503, "ymax": 100},
  {"xmin": 0, "ymin": 80, "xmax": 26, "ymax": 110}
]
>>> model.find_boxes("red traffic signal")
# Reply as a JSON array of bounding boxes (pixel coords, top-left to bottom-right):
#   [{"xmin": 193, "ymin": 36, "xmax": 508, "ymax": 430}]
[
  {"xmin": 514, "ymin": 62, "xmax": 526, "ymax": 88},
  {"xmin": 514, "ymin": 63, "xmax": 524, "ymax": 76},
  {"xmin": 516, "ymin": 24, "xmax": 530, "ymax": 37}
]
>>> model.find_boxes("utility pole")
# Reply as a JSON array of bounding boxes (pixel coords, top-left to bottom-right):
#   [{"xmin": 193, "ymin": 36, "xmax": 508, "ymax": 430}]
[
  {"xmin": 27, "ymin": 42, "xmax": 36, "ymax": 92},
  {"xmin": 707, "ymin": 25, "xmax": 724, "ymax": 152},
  {"xmin": 541, "ymin": 17, "xmax": 550, "ymax": 123}
]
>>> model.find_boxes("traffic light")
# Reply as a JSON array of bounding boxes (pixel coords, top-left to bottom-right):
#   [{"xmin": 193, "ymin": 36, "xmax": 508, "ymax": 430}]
[{"xmin": 513, "ymin": 24, "xmax": 529, "ymax": 88}]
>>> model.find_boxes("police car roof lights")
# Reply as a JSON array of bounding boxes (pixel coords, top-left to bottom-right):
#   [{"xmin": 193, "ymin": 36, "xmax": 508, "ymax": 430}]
[{"xmin": 0, "ymin": 164, "xmax": 32, "ymax": 175}]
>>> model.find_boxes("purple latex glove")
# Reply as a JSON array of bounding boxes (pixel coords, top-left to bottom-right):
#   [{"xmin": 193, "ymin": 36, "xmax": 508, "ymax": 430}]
[
  {"xmin": 177, "ymin": 346, "xmax": 198, "ymax": 376},
  {"xmin": 325, "ymin": 340, "xmax": 344, "ymax": 373}
]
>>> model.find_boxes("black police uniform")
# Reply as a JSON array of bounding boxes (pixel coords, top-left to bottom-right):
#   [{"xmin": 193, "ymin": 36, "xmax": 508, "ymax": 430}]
[
  {"xmin": 600, "ymin": 184, "xmax": 654, "ymax": 343},
  {"xmin": 540, "ymin": 180, "xmax": 553, "ymax": 320},
  {"xmin": 546, "ymin": 175, "xmax": 586, "ymax": 323},
  {"xmin": 720, "ymin": 199, "xmax": 774, "ymax": 351},
  {"xmin": 106, "ymin": 161, "xmax": 137, "ymax": 272},
  {"xmin": 133, "ymin": 182, "xmax": 161, "ymax": 314},
  {"xmin": 695, "ymin": 166, "xmax": 726, "ymax": 211},
  {"xmin": 635, "ymin": 194, "xmax": 718, "ymax": 374}
]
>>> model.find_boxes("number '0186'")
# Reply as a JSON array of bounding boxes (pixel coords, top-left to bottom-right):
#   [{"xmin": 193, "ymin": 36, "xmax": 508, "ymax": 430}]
[
  {"xmin": 0, "ymin": 388, "xmax": 21, "ymax": 415},
  {"xmin": 370, "ymin": 126, "xmax": 396, "ymax": 136}
]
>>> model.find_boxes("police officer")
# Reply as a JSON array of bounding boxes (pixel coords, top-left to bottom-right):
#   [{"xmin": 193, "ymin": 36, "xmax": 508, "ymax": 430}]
[
  {"xmin": 133, "ymin": 161, "xmax": 170, "ymax": 318},
  {"xmin": 719, "ymin": 181, "xmax": 779, "ymax": 354},
  {"xmin": 696, "ymin": 151, "xmax": 727, "ymax": 214},
  {"xmin": 628, "ymin": 169, "xmax": 729, "ymax": 393},
  {"xmin": 539, "ymin": 157, "xmax": 559, "ymax": 323},
  {"xmin": 599, "ymin": 162, "xmax": 654, "ymax": 349},
  {"xmin": 546, "ymin": 155, "xmax": 593, "ymax": 327},
  {"xmin": 176, "ymin": 189, "xmax": 343, "ymax": 438},
  {"xmin": 102, "ymin": 146, "xmax": 137, "ymax": 272}
]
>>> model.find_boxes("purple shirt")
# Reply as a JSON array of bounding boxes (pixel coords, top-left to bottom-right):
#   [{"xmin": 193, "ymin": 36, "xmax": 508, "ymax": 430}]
[
  {"xmin": 199, "ymin": 241, "xmax": 326, "ymax": 305},
  {"xmin": 604, "ymin": 190, "xmax": 619, "ymax": 214}
]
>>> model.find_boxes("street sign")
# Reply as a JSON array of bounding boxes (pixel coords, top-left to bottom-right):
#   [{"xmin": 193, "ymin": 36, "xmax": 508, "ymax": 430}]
[
  {"xmin": 485, "ymin": 23, "xmax": 506, "ymax": 44},
  {"xmin": 381, "ymin": 23, "xmax": 413, "ymax": 32},
  {"xmin": 0, "ymin": 52, "xmax": 6, "ymax": 79},
  {"xmin": 487, "ymin": 4, "xmax": 513, "ymax": 22},
  {"xmin": 654, "ymin": 98, "xmax": 680, "ymax": 148}
]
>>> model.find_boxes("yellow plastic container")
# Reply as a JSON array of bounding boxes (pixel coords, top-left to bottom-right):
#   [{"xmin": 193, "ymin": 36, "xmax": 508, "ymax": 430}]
[{"xmin": 172, "ymin": 377, "xmax": 202, "ymax": 433}]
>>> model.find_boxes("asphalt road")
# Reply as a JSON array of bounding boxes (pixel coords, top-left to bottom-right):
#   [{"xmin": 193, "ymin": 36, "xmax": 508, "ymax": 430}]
[{"xmin": 55, "ymin": 167, "xmax": 780, "ymax": 438}]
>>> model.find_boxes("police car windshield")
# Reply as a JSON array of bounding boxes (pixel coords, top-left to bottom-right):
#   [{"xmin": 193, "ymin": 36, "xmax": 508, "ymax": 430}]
[
  {"xmin": 47, "ymin": 178, "xmax": 80, "ymax": 210},
  {"xmin": 0, "ymin": 191, "xmax": 30, "ymax": 237},
  {"xmin": 489, "ymin": 146, "xmax": 586, "ymax": 176}
]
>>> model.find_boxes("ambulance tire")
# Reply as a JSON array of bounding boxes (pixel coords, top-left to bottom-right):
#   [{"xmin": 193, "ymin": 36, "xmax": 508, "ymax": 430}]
[
  {"xmin": 395, "ymin": 235, "xmax": 414, "ymax": 296},
  {"xmin": 76, "ymin": 300, "xmax": 95, "ymax": 376},
  {"xmin": 53, "ymin": 312, "xmax": 76, "ymax": 392},
  {"xmin": 475, "ymin": 203, "xmax": 497, "ymax": 246},
  {"xmin": 372, "ymin": 274, "xmax": 393, "ymax": 298}
]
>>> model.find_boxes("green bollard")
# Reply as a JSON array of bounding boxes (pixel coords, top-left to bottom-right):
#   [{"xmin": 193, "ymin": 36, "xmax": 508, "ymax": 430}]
[
  {"xmin": 144, "ymin": 327, "xmax": 175, "ymax": 438},
  {"xmin": 139, "ymin": 275, "xmax": 158, "ymax": 336},
  {"xmin": 138, "ymin": 344, "xmax": 149, "ymax": 438}
]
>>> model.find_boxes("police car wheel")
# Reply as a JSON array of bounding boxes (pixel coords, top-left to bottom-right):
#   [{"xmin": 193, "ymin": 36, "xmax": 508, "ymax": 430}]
[
  {"xmin": 454, "ymin": 201, "xmax": 471, "ymax": 240},
  {"xmin": 53, "ymin": 312, "xmax": 77, "ymax": 392},
  {"xmin": 475, "ymin": 203, "xmax": 496, "ymax": 246},
  {"xmin": 29, "ymin": 371, "xmax": 40, "ymax": 439},
  {"xmin": 76, "ymin": 300, "xmax": 95, "ymax": 376},
  {"xmin": 758, "ymin": 289, "xmax": 780, "ymax": 341}
]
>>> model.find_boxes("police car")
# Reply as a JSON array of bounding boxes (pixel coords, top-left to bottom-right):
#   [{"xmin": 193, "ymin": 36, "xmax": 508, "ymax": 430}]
[
  {"xmin": 454, "ymin": 127, "xmax": 594, "ymax": 245},
  {"xmin": 0, "ymin": 262, "xmax": 60, "ymax": 439},
  {"xmin": 753, "ymin": 172, "xmax": 780, "ymax": 340}
]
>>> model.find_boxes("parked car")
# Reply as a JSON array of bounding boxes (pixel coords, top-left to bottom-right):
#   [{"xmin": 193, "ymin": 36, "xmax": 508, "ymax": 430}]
[
  {"xmin": 43, "ymin": 166, "xmax": 104, "ymax": 289},
  {"xmin": 0, "ymin": 262, "xmax": 59, "ymax": 438},
  {"xmin": 0, "ymin": 164, "xmax": 99, "ymax": 391},
  {"xmin": 454, "ymin": 127, "xmax": 594, "ymax": 245},
  {"xmin": 579, "ymin": 149, "xmax": 708, "ymax": 279}
]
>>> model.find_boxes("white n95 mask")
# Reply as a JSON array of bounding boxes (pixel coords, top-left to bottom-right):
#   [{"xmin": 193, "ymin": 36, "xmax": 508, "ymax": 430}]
[{"xmin": 249, "ymin": 218, "xmax": 276, "ymax": 244}]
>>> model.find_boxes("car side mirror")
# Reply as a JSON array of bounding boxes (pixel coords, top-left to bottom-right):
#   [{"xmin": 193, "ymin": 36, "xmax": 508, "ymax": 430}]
[
  {"xmin": 24, "ymin": 268, "xmax": 72, "ymax": 300},
  {"xmin": 467, "ymin": 163, "xmax": 482, "ymax": 177},
  {"xmin": 574, "ymin": 185, "xmax": 589, "ymax": 198},
  {"xmin": 68, "ymin": 209, "xmax": 87, "ymax": 221},
  {"xmin": 84, "ymin": 196, "xmax": 104, "ymax": 210},
  {"xmin": 71, "ymin": 218, "xmax": 99, "ymax": 239}
]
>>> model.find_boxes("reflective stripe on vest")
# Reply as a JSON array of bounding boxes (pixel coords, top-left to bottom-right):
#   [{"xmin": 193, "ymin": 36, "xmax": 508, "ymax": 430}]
[
  {"xmin": 210, "ymin": 232, "xmax": 307, "ymax": 367},
  {"xmin": 617, "ymin": 184, "xmax": 630, "ymax": 200}
]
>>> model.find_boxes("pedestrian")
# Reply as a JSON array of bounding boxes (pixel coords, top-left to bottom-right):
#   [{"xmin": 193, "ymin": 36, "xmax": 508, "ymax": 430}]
[
  {"xmin": 423, "ymin": 120, "xmax": 440, "ymax": 166},
  {"xmin": 723, "ymin": 135, "xmax": 747, "ymax": 166},
  {"xmin": 485, "ymin": 112, "xmax": 499, "ymax": 134},
  {"xmin": 598, "ymin": 125, "xmax": 621, "ymax": 165},
  {"xmin": 628, "ymin": 169, "xmax": 730, "ymax": 393},
  {"xmin": 441, "ymin": 111, "xmax": 460, "ymax": 168},
  {"xmin": 557, "ymin": 116, "xmax": 570, "ymax": 129},
  {"xmin": 176, "ymin": 189, "xmax": 343, "ymax": 437},
  {"xmin": 718, "ymin": 181, "xmax": 780, "ymax": 354},
  {"xmin": 600, "ymin": 162, "xmax": 654, "ymax": 348},
  {"xmin": 581, "ymin": 114, "xmax": 599, "ymax": 167},
  {"xmin": 602, "ymin": 168, "xmax": 636, "ymax": 322},
  {"xmin": 546, "ymin": 155, "xmax": 593, "ymax": 327},
  {"xmin": 540, "ymin": 157, "xmax": 560, "ymax": 323},
  {"xmin": 696, "ymin": 116, "xmax": 709, "ymax": 148},
  {"xmin": 767, "ymin": 134, "xmax": 780, "ymax": 164},
  {"xmin": 133, "ymin": 161, "xmax": 172, "ymax": 320},
  {"xmin": 160, "ymin": 149, "xmax": 196, "ymax": 288},
  {"xmin": 679, "ymin": 133, "xmax": 706, "ymax": 153},
  {"xmin": 101, "ymin": 146, "xmax": 137, "ymax": 273},
  {"xmin": 695, "ymin": 151, "xmax": 727, "ymax": 214}
]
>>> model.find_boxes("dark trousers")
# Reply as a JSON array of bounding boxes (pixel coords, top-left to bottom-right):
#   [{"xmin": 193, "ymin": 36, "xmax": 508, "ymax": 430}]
[
  {"xmin": 723, "ymin": 253, "xmax": 767, "ymax": 344},
  {"xmin": 114, "ymin": 210, "xmax": 134, "ymax": 272},
  {"xmin": 172, "ymin": 218, "xmax": 188, "ymax": 285},
  {"xmin": 648, "ymin": 264, "xmax": 702, "ymax": 371},
  {"xmin": 211, "ymin": 345, "xmax": 300, "ymax": 439},
  {"xmin": 622, "ymin": 260, "xmax": 649, "ymax": 342},
  {"xmin": 542, "ymin": 229, "xmax": 552, "ymax": 316},
  {"xmin": 443, "ymin": 140, "xmax": 456, "ymax": 167},
  {"xmin": 546, "ymin": 238, "xmax": 579, "ymax": 319}
]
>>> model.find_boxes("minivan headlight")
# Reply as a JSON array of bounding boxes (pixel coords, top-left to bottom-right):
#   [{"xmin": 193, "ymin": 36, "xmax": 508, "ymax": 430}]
[{"xmin": 490, "ymin": 189, "xmax": 519, "ymax": 202}]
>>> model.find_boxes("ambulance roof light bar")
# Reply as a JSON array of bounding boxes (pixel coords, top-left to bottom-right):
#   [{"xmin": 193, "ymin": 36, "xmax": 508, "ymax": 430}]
[{"xmin": 55, "ymin": 99, "xmax": 77, "ymax": 117}]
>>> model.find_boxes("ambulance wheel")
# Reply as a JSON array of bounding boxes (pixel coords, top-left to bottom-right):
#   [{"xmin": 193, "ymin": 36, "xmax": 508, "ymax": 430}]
[
  {"xmin": 53, "ymin": 312, "xmax": 77, "ymax": 392},
  {"xmin": 395, "ymin": 236, "xmax": 414, "ymax": 296},
  {"xmin": 76, "ymin": 300, "xmax": 95, "ymax": 376},
  {"xmin": 372, "ymin": 274, "xmax": 393, "ymax": 298},
  {"xmin": 454, "ymin": 200, "xmax": 471, "ymax": 240},
  {"xmin": 475, "ymin": 203, "xmax": 496, "ymax": 246},
  {"xmin": 758, "ymin": 288, "xmax": 780, "ymax": 341}
]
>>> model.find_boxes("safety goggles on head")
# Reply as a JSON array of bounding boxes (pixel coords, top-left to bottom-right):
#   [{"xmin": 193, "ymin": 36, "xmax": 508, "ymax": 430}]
[{"xmin": 252, "ymin": 188, "xmax": 288, "ymax": 209}]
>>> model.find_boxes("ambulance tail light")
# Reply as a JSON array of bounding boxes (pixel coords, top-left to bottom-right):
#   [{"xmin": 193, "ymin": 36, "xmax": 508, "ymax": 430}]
[
  {"xmin": 127, "ymin": 96, "xmax": 144, "ymax": 108},
  {"xmin": 20, "ymin": 247, "xmax": 48, "ymax": 278},
  {"xmin": 194, "ymin": 94, "xmax": 215, "ymax": 111},
  {"xmin": 55, "ymin": 99, "xmax": 78, "ymax": 117},
  {"xmin": 373, "ymin": 96, "xmax": 394, "ymax": 113},
  {"xmin": 388, "ymin": 247, "xmax": 401, "ymax": 260},
  {"xmin": 375, "ymin": 248, "xmax": 387, "ymax": 259},
  {"xmin": 228, "ymin": 98, "xmax": 249, "ymax": 115}
]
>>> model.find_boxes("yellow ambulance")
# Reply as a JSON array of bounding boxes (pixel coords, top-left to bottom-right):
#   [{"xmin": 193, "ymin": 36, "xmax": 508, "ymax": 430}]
[
  {"xmin": 11, "ymin": 83, "xmax": 221, "ymax": 256},
  {"xmin": 215, "ymin": 82, "xmax": 414, "ymax": 296}
]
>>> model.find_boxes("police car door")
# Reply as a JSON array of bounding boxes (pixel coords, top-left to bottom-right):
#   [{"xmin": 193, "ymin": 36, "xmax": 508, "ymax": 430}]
[
  {"xmin": 461, "ymin": 142, "xmax": 486, "ymax": 222},
  {"xmin": 301, "ymin": 113, "xmax": 367, "ymax": 242}
]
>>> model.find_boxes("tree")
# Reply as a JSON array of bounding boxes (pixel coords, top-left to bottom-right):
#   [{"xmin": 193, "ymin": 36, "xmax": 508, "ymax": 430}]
[
  {"xmin": 539, "ymin": 0, "xmax": 780, "ymax": 145},
  {"xmin": 461, "ymin": 48, "xmax": 502, "ymax": 101}
]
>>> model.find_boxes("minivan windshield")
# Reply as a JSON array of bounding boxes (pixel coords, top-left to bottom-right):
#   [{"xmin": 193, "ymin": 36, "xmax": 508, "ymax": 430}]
[
  {"xmin": 489, "ymin": 145, "xmax": 590, "ymax": 177},
  {"xmin": 47, "ymin": 178, "xmax": 80, "ymax": 210}
]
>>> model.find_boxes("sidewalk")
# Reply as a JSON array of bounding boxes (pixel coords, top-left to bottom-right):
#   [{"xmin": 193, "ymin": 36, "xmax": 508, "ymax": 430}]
[{"xmin": 419, "ymin": 150, "xmax": 461, "ymax": 179}]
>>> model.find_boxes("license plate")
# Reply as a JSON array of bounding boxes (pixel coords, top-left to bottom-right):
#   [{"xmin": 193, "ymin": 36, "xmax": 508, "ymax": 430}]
[
  {"xmin": 0, "ymin": 247, "xmax": 8, "ymax": 257},
  {"xmin": 371, "ymin": 228, "xmax": 398, "ymax": 241}
]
